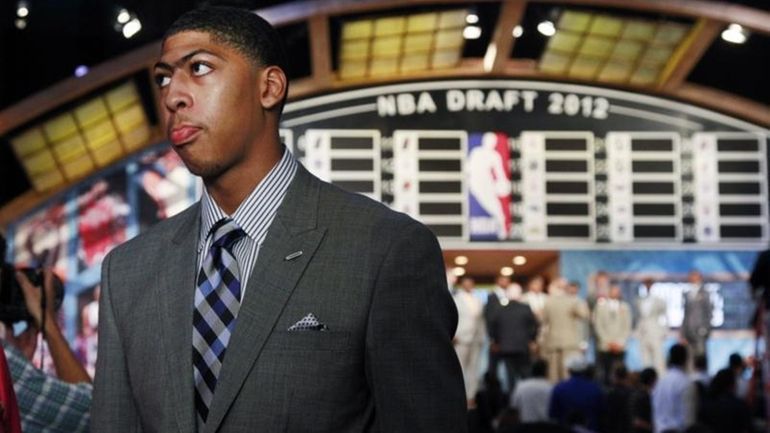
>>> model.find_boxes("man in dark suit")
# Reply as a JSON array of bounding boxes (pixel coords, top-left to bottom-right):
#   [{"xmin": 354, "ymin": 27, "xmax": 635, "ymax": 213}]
[
  {"xmin": 487, "ymin": 290, "xmax": 538, "ymax": 394},
  {"xmin": 681, "ymin": 270, "xmax": 713, "ymax": 358},
  {"xmin": 91, "ymin": 7, "xmax": 466, "ymax": 433}
]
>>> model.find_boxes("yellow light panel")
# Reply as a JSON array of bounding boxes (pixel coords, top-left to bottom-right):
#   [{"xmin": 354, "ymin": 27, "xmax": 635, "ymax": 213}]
[
  {"xmin": 403, "ymin": 33, "xmax": 434, "ymax": 54},
  {"xmin": 548, "ymin": 32, "xmax": 582, "ymax": 53},
  {"xmin": 74, "ymin": 98, "xmax": 109, "ymax": 128},
  {"xmin": 434, "ymin": 29, "xmax": 463, "ymax": 49},
  {"xmin": 11, "ymin": 128, "xmax": 47, "ymax": 157},
  {"xmin": 369, "ymin": 57, "xmax": 399, "ymax": 76},
  {"xmin": 339, "ymin": 60, "xmax": 368, "ymax": 79},
  {"xmin": 639, "ymin": 45, "xmax": 673, "ymax": 66},
  {"xmin": 598, "ymin": 61, "xmax": 633, "ymax": 82},
  {"xmin": 539, "ymin": 52, "xmax": 571, "ymax": 74},
  {"xmin": 342, "ymin": 20, "xmax": 373, "ymax": 40},
  {"xmin": 372, "ymin": 35, "xmax": 403, "ymax": 58},
  {"xmin": 91, "ymin": 142, "xmax": 123, "ymax": 167},
  {"xmin": 432, "ymin": 49, "xmax": 460, "ymax": 68},
  {"xmin": 83, "ymin": 118, "xmax": 119, "ymax": 149},
  {"xmin": 579, "ymin": 35, "xmax": 614, "ymax": 58},
  {"xmin": 401, "ymin": 54, "xmax": 430, "ymax": 72},
  {"xmin": 589, "ymin": 15, "xmax": 623, "ymax": 37},
  {"xmin": 113, "ymin": 104, "xmax": 146, "ymax": 133},
  {"xmin": 43, "ymin": 114, "xmax": 78, "ymax": 142},
  {"xmin": 569, "ymin": 57, "xmax": 602, "ymax": 79},
  {"xmin": 558, "ymin": 11, "xmax": 592, "ymax": 32},
  {"xmin": 610, "ymin": 40, "xmax": 643, "ymax": 62},
  {"xmin": 52, "ymin": 134, "xmax": 87, "ymax": 162},
  {"xmin": 438, "ymin": 10, "xmax": 467, "ymax": 29},
  {"xmin": 340, "ymin": 39, "xmax": 370, "ymax": 60},
  {"xmin": 622, "ymin": 21, "xmax": 657, "ymax": 41},
  {"xmin": 122, "ymin": 124, "xmax": 151, "ymax": 151},
  {"xmin": 105, "ymin": 82, "xmax": 139, "ymax": 113},
  {"xmin": 653, "ymin": 23, "xmax": 688, "ymax": 45},
  {"xmin": 407, "ymin": 13, "xmax": 437, "ymax": 33},
  {"xmin": 374, "ymin": 16, "xmax": 406, "ymax": 37},
  {"xmin": 60, "ymin": 154, "xmax": 94, "ymax": 180},
  {"xmin": 30, "ymin": 170, "xmax": 64, "ymax": 192},
  {"xmin": 22, "ymin": 149, "xmax": 57, "ymax": 176},
  {"xmin": 629, "ymin": 66, "xmax": 660, "ymax": 85}
]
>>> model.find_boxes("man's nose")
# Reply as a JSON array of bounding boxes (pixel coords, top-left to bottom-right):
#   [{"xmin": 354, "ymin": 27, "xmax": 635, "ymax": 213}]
[{"xmin": 164, "ymin": 77, "xmax": 192, "ymax": 112}]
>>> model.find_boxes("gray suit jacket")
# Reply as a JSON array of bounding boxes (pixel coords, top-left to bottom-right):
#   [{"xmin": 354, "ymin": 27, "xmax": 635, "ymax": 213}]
[{"xmin": 91, "ymin": 164, "xmax": 467, "ymax": 433}]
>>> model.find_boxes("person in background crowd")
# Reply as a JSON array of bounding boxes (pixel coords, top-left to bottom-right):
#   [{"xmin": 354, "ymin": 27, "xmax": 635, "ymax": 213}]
[
  {"xmin": 542, "ymin": 279, "xmax": 590, "ymax": 382},
  {"xmin": 548, "ymin": 355, "xmax": 604, "ymax": 432},
  {"xmin": 691, "ymin": 354, "xmax": 710, "ymax": 411},
  {"xmin": 510, "ymin": 359, "xmax": 553, "ymax": 424},
  {"xmin": 454, "ymin": 276, "xmax": 486, "ymax": 407},
  {"xmin": 485, "ymin": 275, "xmax": 513, "ymax": 382},
  {"xmin": 487, "ymin": 284, "xmax": 537, "ymax": 395},
  {"xmin": 652, "ymin": 344, "xmax": 696, "ymax": 433},
  {"xmin": 630, "ymin": 368, "xmax": 658, "ymax": 433},
  {"xmin": 698, "ymin": 368, "xmax": 753, "ymax": 433},
  {"xmin": 521, "ymin": 275, "xmax": 548, "ymax": 356},
  {"xmin": 1, "ymin": 269, "xmax": 91, "ymax": 433},
  {"xmin": 729, "ymin": 353, "xmax": 750, "ymax": 400},
  {"xmin": 636, "ymin": 277, "xmax": 668, "ymax": 375},
  {"xmin": 681, "ymin": 270, "xmax": 712, "ymax": 358},
  {"xmin": 605, "ymin": 366, "xmax": 633, "ymax": 433},
  {"xmin": 592, "ymin": 284, "xmax": 632, "ymax": 385}
]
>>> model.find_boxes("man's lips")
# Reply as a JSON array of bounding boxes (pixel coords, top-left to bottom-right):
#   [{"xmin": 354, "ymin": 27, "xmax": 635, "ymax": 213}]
[{"xmin": 169, "ymin": 125, "xmax": 202, "ymax": 145}]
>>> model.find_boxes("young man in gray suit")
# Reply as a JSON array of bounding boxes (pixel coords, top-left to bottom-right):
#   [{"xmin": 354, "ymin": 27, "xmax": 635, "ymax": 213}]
[{"xmin": 91, "ymin": 7, "xmax": 466, "ymax": 433}]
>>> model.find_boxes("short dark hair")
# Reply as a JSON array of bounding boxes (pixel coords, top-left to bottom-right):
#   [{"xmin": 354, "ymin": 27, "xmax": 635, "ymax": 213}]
[
  {"xmin": 165, "ymin": 6, "xmax": 289, "ymax": 109},
  {"xmin": 668, "ymin": 344, "xmax": 688, "ymax": 368},
  {"xmin": 639, "ymin": 367, "xmax": 657, "ymax": 386},
  {"xmin": 531, "ymin": 359, "xmax": 548, "ymax": 378},
  {"xmin": 694, "ymin": 354, "xmax": 708, "ymax": 371},
  {"xmin": 729, "ymin": 353, "xmax": 745, "ymax": 370},
  {"xmin": 613, "ymin": 365, "xmax": 628, "ymax": 382}
]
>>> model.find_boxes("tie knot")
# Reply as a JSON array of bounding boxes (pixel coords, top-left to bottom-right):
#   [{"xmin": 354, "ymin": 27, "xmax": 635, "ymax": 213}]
[{"xmin": 209, "ymin": 218, "xmax": 246, "ymax": 251}]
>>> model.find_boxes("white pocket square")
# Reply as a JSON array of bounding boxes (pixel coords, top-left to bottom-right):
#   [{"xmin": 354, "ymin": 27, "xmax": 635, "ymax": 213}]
[{"xmin": 288, "ymin": 313, "xmax": 328, "ymax": 331}]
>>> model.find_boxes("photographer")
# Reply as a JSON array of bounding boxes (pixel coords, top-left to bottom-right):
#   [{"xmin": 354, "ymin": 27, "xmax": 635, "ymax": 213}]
[{"xmin": 1, "ymin": 255, "xmax": 91, "ymax": 432}]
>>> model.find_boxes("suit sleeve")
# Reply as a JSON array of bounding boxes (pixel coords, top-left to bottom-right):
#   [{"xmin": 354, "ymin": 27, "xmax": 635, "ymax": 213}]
[
  {"xmin": 365, "ymin": 220, "xmax": 468, "ymax": 433},
  {"xmin": 91, "ymin": 252, "xmax": 143, "ymax": 433}
]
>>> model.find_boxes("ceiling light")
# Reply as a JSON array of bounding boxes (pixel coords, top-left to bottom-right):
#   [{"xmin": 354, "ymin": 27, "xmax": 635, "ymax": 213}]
[
  {"xmin": 74, "ymin": 65, "xmax": 89, "ymax": 77},
  {"xmin": 500, "ymin": 266, "xmax": 514, "ymax": 276},
  {"xmin": 117, "ymin": 8, "xmax": 131, "ymax": 25},
  {"xmin": 122, "ymin": 17, "xmax": 142, "ymax": 39},
  {"xmin": 454, "ymin": 255, "xmax": 469, "ymax": 265},
  {"xmin": 17, "ymin": 1, "xmax": 28, "ymax": 18},
  {"xmin": 721, "ymin": 23, "xmax": 747, "ymax": 44},
  {"xmin": 512, "ymin": 25, "xmax": 523, "ymax": 38},
  {"xmin": 466, "ymin": 14, "xmax": 479, "ymax": 25},
  {"xmin": 14, "ymin": 18, "xmax": 26, "ymax": 29},
  {"xmin": 452, "ymin": 267, "xmax": 466, "ymax": 277},
  {"xmin": 463, "ymin": 26, "xmax": 482, "ymax": 40},
  {"xmin": 513, "ymin": 255, "xmax": 527, "ymax": 266},
  {"xmin": 537, "ymin": 20, "xmax": 556, "ymax": 37}
]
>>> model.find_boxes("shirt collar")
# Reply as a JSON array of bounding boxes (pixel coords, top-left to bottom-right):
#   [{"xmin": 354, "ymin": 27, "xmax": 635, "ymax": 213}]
[{"xmin": 198, "ymin": 146, "xmax": 297, "ymax": 252}]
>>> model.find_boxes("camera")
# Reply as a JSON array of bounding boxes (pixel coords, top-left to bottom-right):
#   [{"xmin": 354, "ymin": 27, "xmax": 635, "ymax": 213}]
[{"xmin": 0, "ymin": 234, "xmax": 64, "ymax": 324}]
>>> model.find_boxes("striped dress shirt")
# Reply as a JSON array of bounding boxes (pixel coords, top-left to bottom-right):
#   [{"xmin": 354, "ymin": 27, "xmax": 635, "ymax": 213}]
[{"xmin": 197, "ymin": 147, "xmax": 297, "ymax": 298}]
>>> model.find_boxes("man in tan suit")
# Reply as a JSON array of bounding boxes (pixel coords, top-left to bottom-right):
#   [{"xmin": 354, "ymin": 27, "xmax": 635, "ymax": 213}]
[
  {"xmin": 542, "ymin": 279, "xmax": 590, "ymax": 382},
  {"xmin": 592, "ymin": 285, "xmax": 632, "ymax": 384}
]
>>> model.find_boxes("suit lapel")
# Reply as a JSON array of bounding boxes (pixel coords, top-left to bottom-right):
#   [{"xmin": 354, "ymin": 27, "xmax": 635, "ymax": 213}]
[
  {"xmin": 159, "ymin": 204, "xmax": 200, "ymax": 433},
  {"xmin": 204, "ymin": 166, "xmax": 326, "ymax": 433}
]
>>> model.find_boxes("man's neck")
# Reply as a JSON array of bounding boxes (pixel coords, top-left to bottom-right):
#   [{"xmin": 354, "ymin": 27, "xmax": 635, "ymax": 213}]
[{"xmin": 205, "ymin": 145, "xmax": 283, "ymax": 214}]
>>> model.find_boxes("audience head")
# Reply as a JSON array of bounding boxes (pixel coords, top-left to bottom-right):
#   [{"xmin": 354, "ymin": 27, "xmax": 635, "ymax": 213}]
[
  {"xmin": 639, "ymin": 367, "xmax": 658, "ymax": 389},
  {"xmin": 566, "ymin": 355, "xmax": 590, "ymax": 377},
  {"xmin": 609, "ymin": 284, "xmax": 623, "ymax": 300},
  {"xmin": 527, "ymin": 275, "xmax": 544, "ymax": 293},
  {"xmin": 668, "ymin": 343, "xmax": 688, "ymax": 369},
  {"xmin": 531, "ymin": 359, "xmax": 548, "ymax": 378},
  {"xmin": 729, "ymin": 353, "xmax": 746, "ymax": 372},
  {"xmin": 459, "ymin": 276, "xmax": 475, "ymax": 292},
  {"xmin": 613, "ymin": 365, "xmax": 629, "ymax": 385}
]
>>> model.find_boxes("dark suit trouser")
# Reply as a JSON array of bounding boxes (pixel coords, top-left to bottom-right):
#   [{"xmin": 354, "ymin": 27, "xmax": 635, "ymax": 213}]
[
  {"xmin": 498, "ymin": 353, "xmax": 530, "ymax": 395},
  {"xmin": 597, "ymin": 351, "xmax": 625, "ymax": 385}
]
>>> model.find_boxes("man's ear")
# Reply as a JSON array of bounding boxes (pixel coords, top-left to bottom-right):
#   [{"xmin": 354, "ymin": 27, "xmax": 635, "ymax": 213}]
[{"xmin": 259, "ymin": 66, "xmax": 287, "ymax": 111}]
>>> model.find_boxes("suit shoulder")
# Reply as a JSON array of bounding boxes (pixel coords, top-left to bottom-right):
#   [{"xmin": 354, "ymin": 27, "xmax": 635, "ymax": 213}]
[
  {"xmin": 107, "ymin": 203, "xmax": 198, "ymax": 259},
  {"xmin": 316, "ymin": 179, "xmax": 421, "ymax": 231}
]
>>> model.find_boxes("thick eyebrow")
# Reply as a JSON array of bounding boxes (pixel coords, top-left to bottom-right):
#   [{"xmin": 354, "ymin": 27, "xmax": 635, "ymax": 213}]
[{"xmin": 153, "ymin": 49, "xmax": 220, "ymax": 71}]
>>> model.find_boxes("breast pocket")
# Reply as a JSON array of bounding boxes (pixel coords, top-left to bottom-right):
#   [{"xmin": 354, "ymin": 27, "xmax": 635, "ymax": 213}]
[{"xmin": 267, "ymin": 330, "xmax": 350, "ymax": 352}]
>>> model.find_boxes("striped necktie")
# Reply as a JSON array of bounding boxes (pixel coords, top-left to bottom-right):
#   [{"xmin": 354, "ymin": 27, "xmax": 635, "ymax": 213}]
[{"xmin": 192, "ymin": 218, "xmax": 246, "ymax": 423}]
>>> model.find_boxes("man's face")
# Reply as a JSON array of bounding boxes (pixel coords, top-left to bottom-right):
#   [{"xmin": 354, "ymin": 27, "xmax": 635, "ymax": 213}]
[{"xmin": 154, "ymin": 31, "xmax": 264, "ymax": 181}]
